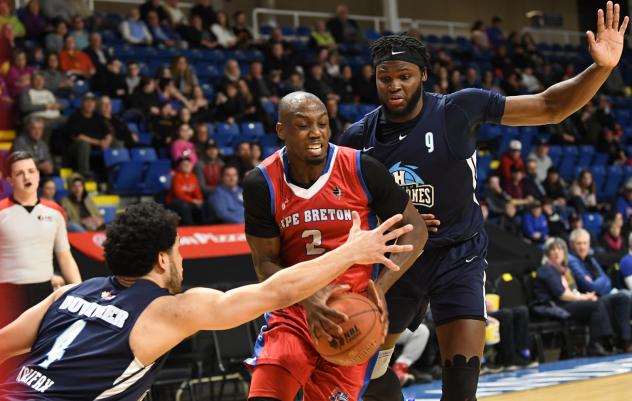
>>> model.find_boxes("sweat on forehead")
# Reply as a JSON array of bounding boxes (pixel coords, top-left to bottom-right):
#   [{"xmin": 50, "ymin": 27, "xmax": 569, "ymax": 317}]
[{"xmin": 278, "ymin": 91, "xmax": 326, "ymax": 121}]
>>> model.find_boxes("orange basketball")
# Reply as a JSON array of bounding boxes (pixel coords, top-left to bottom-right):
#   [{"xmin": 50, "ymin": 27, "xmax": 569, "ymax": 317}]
[{"xmin": 312, "ymin": 292, "xmax": 385, "ymax": 366}]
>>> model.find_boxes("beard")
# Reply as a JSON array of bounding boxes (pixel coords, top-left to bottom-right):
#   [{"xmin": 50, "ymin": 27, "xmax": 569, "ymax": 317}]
[
  {"xmin": 380, "ymin": 84, "xmax": 423, "ymax": 120},
  {"xmin": 166, "ymin": 259, "xmax": 182, "ymax": 294}
]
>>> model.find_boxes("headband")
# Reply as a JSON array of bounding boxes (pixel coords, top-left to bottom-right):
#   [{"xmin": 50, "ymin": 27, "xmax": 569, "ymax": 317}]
[{"xmin": 373, "ymin": 47, "xmax": 427, "ymax": 70}]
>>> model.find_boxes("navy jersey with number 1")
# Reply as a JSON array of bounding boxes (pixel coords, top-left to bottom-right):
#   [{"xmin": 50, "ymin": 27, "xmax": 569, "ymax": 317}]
[{"xmin": 0, "ymin": 277, "xmax": 170, "ymax": 401}]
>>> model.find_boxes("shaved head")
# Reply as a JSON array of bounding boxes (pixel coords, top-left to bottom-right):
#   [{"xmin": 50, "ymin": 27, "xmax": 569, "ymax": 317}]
[{"xmin": 278, "ymin": 91, "xmax": 326, "ymax": 124}]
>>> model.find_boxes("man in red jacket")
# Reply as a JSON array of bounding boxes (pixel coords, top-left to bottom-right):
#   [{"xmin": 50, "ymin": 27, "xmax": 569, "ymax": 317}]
[{"xmin": 166, "ymin": 156, "xmax": 204, "ymax": 225}]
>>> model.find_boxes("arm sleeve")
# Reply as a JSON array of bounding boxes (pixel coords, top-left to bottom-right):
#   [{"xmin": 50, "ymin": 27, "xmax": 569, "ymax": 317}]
[
  {"xmin": 522, "ymin": 214, "xmax": 536, "ymax": 239},
  {"xmin": 243, "ymin": 168, "xmax": 280, "ymax": 237},
  {"xmin": 445, "ymin": 88, "xmax": 506, "ymax": 159},
  {"xmin": 567, "ymin": 257, "xmax": 595, "ymax": 293},
  {"xmin": 541, "ymin": 267, "xmax": 566, "ymax": 299},
  {"xmin": 19, "ymin": 91, "xmax": 46, "ymax": 114},
  {"xmin": 359, "ymin": 154, "xmax": 409, "ymax": 220}
]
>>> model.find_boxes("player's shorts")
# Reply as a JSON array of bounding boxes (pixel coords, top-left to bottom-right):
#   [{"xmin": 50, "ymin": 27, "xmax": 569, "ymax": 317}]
[
  {"xmin": 245, "ymin": 305, "xmax": 377, "ymax": 401},
  {"xmin": 387, "ymin": 230, "xmax": 488, "ymax": 333}
]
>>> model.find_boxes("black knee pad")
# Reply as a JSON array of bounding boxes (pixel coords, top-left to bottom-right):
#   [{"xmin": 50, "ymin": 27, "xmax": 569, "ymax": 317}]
[
  {"xmin": 441, "ymin": 355, "xmax": 480, "ymax": 401},
  {"xmin": 361, "ymin": 368, "xmax": 404, "ymax": 401}
]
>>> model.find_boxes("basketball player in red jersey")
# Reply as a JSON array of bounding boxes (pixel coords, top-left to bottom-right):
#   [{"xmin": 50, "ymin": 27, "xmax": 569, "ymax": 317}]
[{"xmin": 243, "ymin": 91, "xmax": 427, "ymax": 401}]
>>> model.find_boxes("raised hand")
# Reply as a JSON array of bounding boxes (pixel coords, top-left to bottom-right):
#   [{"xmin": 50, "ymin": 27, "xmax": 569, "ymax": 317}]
[{"xmin": 587, "ymin": 1, "xmax": 629, "ymax": 68}]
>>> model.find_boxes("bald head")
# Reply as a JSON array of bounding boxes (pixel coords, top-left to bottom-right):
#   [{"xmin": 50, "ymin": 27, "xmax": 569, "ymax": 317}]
[{"xmin": 278, "ymin": 91, "xmax": 326, "ymax": 124}]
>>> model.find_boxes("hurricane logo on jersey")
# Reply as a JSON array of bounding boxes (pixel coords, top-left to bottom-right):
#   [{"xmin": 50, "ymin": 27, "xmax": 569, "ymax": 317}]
[{"xmin": 389, "ymin": 162, "xmax": 435, "ymax": 208}]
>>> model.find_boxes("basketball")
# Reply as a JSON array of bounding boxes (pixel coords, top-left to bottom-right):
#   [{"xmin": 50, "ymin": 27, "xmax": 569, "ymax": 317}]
[{"xmin": 312, "ymin": 292, "xmax": 384, "ymax": 366}]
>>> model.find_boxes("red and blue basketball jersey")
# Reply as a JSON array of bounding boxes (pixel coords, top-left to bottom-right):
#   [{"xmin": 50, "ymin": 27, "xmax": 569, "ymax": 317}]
[{"xmin": 258, "ymin": 143, "xmax": 378, "ymax": 294}]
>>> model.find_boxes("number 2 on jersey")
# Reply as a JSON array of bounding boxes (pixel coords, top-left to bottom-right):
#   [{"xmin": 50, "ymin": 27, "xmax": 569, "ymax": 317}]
[
  {"xmin": 302, "ymin": 229, "xmax": 325, "ymax": 255},
  {"xmin": 39, "ymin": 320, "xmax": 86, "ymax": 369}
]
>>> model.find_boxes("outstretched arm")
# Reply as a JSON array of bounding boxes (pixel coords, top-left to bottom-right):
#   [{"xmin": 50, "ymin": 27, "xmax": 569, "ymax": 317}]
[{"xmin": 502, "ymin": 1, "xmax": 628, "ymax": 126}]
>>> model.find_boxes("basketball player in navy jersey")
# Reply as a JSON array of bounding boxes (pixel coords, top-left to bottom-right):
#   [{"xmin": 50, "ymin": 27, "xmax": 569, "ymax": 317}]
[
  {"xmin": 0, "ymin": 202, "xmax": 415, "ymax": 400},
  {"xmin": 338, "ymin": 2, "xmax": 629, "ymax": 400}
]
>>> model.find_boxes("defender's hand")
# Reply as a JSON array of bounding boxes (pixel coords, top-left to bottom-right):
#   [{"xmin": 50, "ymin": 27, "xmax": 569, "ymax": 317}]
[
  {"xmin": 367, "ymin": 280, "xmax": 388, "ymax": 345},
  {"xmin": 588, "ymin": 1, "xmax": 629, "ymax": 68},
  {"xmin": 421, "ymin": 214, "xmax": 440, "ymax": 233}
]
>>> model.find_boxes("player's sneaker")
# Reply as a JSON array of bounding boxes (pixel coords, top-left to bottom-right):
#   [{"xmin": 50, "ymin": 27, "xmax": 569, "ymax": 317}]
[{"xmin": 392, "ymin": 362, "xmax": 415, "ymax": 387}]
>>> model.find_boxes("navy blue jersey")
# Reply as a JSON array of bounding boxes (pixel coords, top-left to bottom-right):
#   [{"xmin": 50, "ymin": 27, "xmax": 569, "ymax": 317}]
[
  {"xmin": 0, "ymin": 277, "xmax": 170, "ymax": 401},
  {"xmin": 339, "ymin": 89, "xmax": 505, "ymax": 249}
]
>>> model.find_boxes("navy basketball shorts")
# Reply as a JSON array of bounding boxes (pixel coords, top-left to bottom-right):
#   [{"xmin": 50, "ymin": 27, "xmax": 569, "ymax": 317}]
[{"xmin": 387, "ymin": 230, "xmax": 488, "ymax": 333}]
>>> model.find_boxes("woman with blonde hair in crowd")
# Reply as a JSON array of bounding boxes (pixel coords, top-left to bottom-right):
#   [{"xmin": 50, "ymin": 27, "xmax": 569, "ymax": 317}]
[{"xmin": 170, "ymin": 55, "xmax": 198, "ymax": 97}]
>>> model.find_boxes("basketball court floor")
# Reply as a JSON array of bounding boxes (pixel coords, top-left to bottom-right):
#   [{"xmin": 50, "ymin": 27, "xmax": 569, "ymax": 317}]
[{"xmin": 402, "ymin": 354, "xmax": 632, "ymax": 400}]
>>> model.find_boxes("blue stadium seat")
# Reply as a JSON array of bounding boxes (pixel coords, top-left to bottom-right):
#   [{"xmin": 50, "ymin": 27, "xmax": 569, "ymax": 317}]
[
  {"xmin": 263, "ymin": 146, "xmax": 279, "ymax": 158},
  {"xmin": 576, "ymin": 153, "xmax": 593, "ymax": 168},
  {"xmin": 296, "ymin": 26, "xmax": 311, "ymax": 37},
  {"xmin": 241, "ymin": 122, "xmax": 265, "ymax": 137},
  {"xmin": 50, "ymin": 176, "xmax": 68, "ymax": 200},
  {"xmin": 582, "ymin": 212, "xmax": 603, "ymax": 238},
  {"xmin": 98, "ymin": 206, "xmax": 117, "ymax": 224},
  {"xmin": 103, "ymin": 148, "xmax": 130, "ymax": 168},
  {"xmin": 73, "ymin": 80, "xmax": 89, "ymax": 96},
  {"xmin": 216, "ymin": 122, "xmax": 240, "ymax": 136},
  {"xmin": 592, "ymin": 152, "xmax": 609, "ymax": 167},
  {"xmin": 111, "ymin": 98, "xmax": 123, "ymax": 114},
  {"xmin": 221, "ymin": 146, "xmax": 234, "ymax": 156},
  {"xmin": 280, "ymin": 25, "xmax": 295, "ymax": 36},
  {"xmin": 131, "ymin": 148, "xmax": 157, "ymax": 163},
  {"xmin": 602, "ymin": 166, "xmax": 624, "ymax": 200},
  {"xmin": 258, "ymin": 134, "xmax": 279, "ymax": 147},
  {"xmin": 338, "ymin": 103, "xmax": 357, "ymax": 122},
  {"xmin": 143, "ymin": 160, "xmax": 172, "ymax": 194},
  {"xmin": 261, "ymin": 100, "xmax": 277, "ymax": 120},
  {"xmin": 137, "ymin": 132, "xmax": 152, "ymax": 146},
  {"xmin": 579, "ymin": 145, "xmax": 594, "ymax": 155},
  {"xmin": 358, "ymin": 104, "xmax": 377, "ymax": 117},
  {"xmin": 110, "ymin": 161, "xmax": 144, "ymax": 195},
  {"xmin": 365, "ymin": 30, "xmax": 381, "ymax": 41},
  {"xmin": 478, "ymin": 124, "xmax": 502, "ymax": 141}
]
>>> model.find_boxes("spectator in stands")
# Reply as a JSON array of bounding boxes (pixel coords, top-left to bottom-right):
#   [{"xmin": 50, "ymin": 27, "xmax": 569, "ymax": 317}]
[
  {"xmin": 599, "ymin": 127, "xmax": 627, "ymax": 165},
  {"xmin": 61, "ymin": 175, "xmax": 104, "ymax": 232},
  {"xmin": 521, "ymin": 66, "xmax": 543, "ymax": 93},
  {"xmin": 19, "ymin": 72, "xmax": 65, "ymax": 139},
  {"xmin": 305, "ymin": 63, "xmax": 336, "ymax": 104},
  {"xmin": 333, "ymin": 64, "xmax": 354, "ymax": 104},
  {"xmin": 99, "ymin": 95, "xmax": 139, "ymax": 148},
  {"xmin": 147, "ymin": 9, "xmax": 179, "ymax": 48},
  {"xmin": 125, "ymin": 61, "xmax": 142, "ymax": 94},
  {"xmin": 470, "ymin": 20, "xmax": 490, "ymax": 49},
  {"xmin": 163, "ymin": 0, "xmax": 187, "ymax": 28},
  {"xmin": 266, "ymin": 42, "xmax": 293, "ymax": 80},
  {"xmin": 185, "ymin": 14, "xmax": 218, "ymax": 49},
  {"xmin": 170, "ymin": 123, "xmax": 197, "ymax": 165},
  {"xmin": 190, "ymin": 0, "xmax": 215, "ymax": 29},
  {"xmin": 600, "ymin": 217, "xmax": 626, "ymax": 266},
  {"xmin": 41, "ymin": 0, "xmax": 90, "ymax": 21},
  {"xmin": 226, "ymin": 140, "xmax": 253, "ymax": 180},
  {"xmin": 251, "ymin": 142, "xmax": 263, "ymax": 165},
  {"xmin": 20, "ymin": 0, "xmax": 48, "ymax": 42},
  {"xmin": 480, "ymin": 69, "xmax": 502, "ymax": 94},
  {"xmin": 149, "ymin": 103, "xmax": 177, "ymax": 148},
  {"xmin": 209, "ymin": 165, "xmax": 243, "ymax": 224},
  {"xmin": 463, "ymin": 67, "xmax": 480, "ymax": 89},
  {"xmin": 485, "ymin": 16, "xmax": 505, "ymax": 46},
  {"xmin": 85, "ymin": 32, "xmax": 112, "ymax": 92},
  {"xmin": 570, "ymin": 170, "xmax": 598, "ymax": 213},
  {"xmin": 69, "ymin": 15, "xmax": 88, "ymax": 50},
  {"xmin": 542, "ymin": 199, "xmax": 568, "ymax": 238},
  {"xmin": 130, "ymin": 76, "xmax": 161, "ymax": 120},
  {"xmin": 159, "ymin": 77, "xmax": 191, "ymax": 111},
  {"xmin": 232, "ymin": 11, "xmax": 253, "ymax": 49},
  {"xmin": 11, "ymin": 118, "xmax": 53, "ymax": 176},
  {"xmin": 484, "ymin": 175, "xmax": 512, "ymax": 219},
  {"xmin": 0, "ymin": 21, "xmax": 14, "ymax": 66},
  {"xmin": 41, "ymin": 53, "xmax": 73, "ymax": 97},
  {"xmin": 59, "ymin": 35, "xmax": 95, "ymax": 80},
  {"xmin": 499, "ymin": 139, "xmax": 525, "ymax": 187},
  {"xmin": 189, "ymin": 85, "xmax": 210, "ymax": 121},
  {"xmin": 121, "ymin": 7, "xmax": 153, "ymax": 46},
  {"xmin": 542, "ymin": 167, "xmax": 568, "ymax": 206},
  {"xmin": 616, "ymin": 180, "xmax": 632, "ymax": 222},
  {"xmin": 499, "ymin": 203, "xmax": 521, "ymax": 236},
  {"xmin": 619, "ymin": 235, "xmax": 632, "ymax": 290},
  {"xmin": 200, "ymin": 139, "xmax": 223, "ymax": 192},
  {"xmin": 140, "ymin": 0, "xmax": 168, "ymax": 25},
  {"xmin": 101, "ymin": 59, "xmax": 128, "ymax": 99},
  {"xmin": 310, "ymin": 20, "xmax": 336, "ymax": 50},
  {"xmin": 327, "ymin": 4, "xmax": 360, "ymax": 44},
  {"xmin": 39, "ymin": 177, "xmax": 56, "ymax": 202},
  {"xmin": 325, "ymin": 51, "xmax": 341, "ymax": 79},
  {"xmin": 246, "ymin": 60, "xmax": 277, "ymax": 105},
  {"xmin": 177, "ymin": 106, "xmax": 192, "ymax": 126},
  {"xmin": 44, "ymin": 19, "xmax": 66, "ymax": 54},
  {"xmin": 504, "ymin": 166, "xmax": 530, "ymax": 206},
  {"xmin": 211, "ymin": 10, "xmax": 236, "ymax": 49},
  {"xmin": 568, "ymin": 228, "xmax": 632, "ymax": 353},
  {"xmin": 354, "ymin": 64, "xmax": 379, "ymax": 105},
  {"xmin": 67, "ymin": 93, "xmax": 114, "ymax": 178},
  {"xmin": 523, "ymin": 158, "xmax": 547, "ymax": 201},
  {"xmin": 522, "ymin": 201, "xmax": 548, "ymax": 245},
  {"xmin": 237, "ymin": 79, "xmax": 258, "ymax": 121},
  {"xmin": 191, "ymin": 122, "xmax": 208, "ymax": 157},
  {"xmin": 7, "ymin": 49, "xmax": 34, "ymax": 98},
  {"xmin": 166, "ymin": 155, "xmax": 204, "ymax": 225},
  {"xmin": 449, "ymin": 69, "xmax": 464, "ymax": 92},
  {"xmin": 0, "ymin": 0, "xmax": 24, "ymax": 39},
  {"xmin": 327, "ymin": 98, "xmax": 343, "ymax": 142},
  {"xmin": 527, "ymin": 138, "xmax": 552, "ymax": 182},
  {"xmin": 214, "ymin": 82, "xmax": 246, "ymax": 124},
  {"xmin": 535, "ymin": 237, "xmax": 613, "ymax": 356},
  {"xmin": 170, "ymin": 55, "xmax": 198, "ymax": 97}
]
